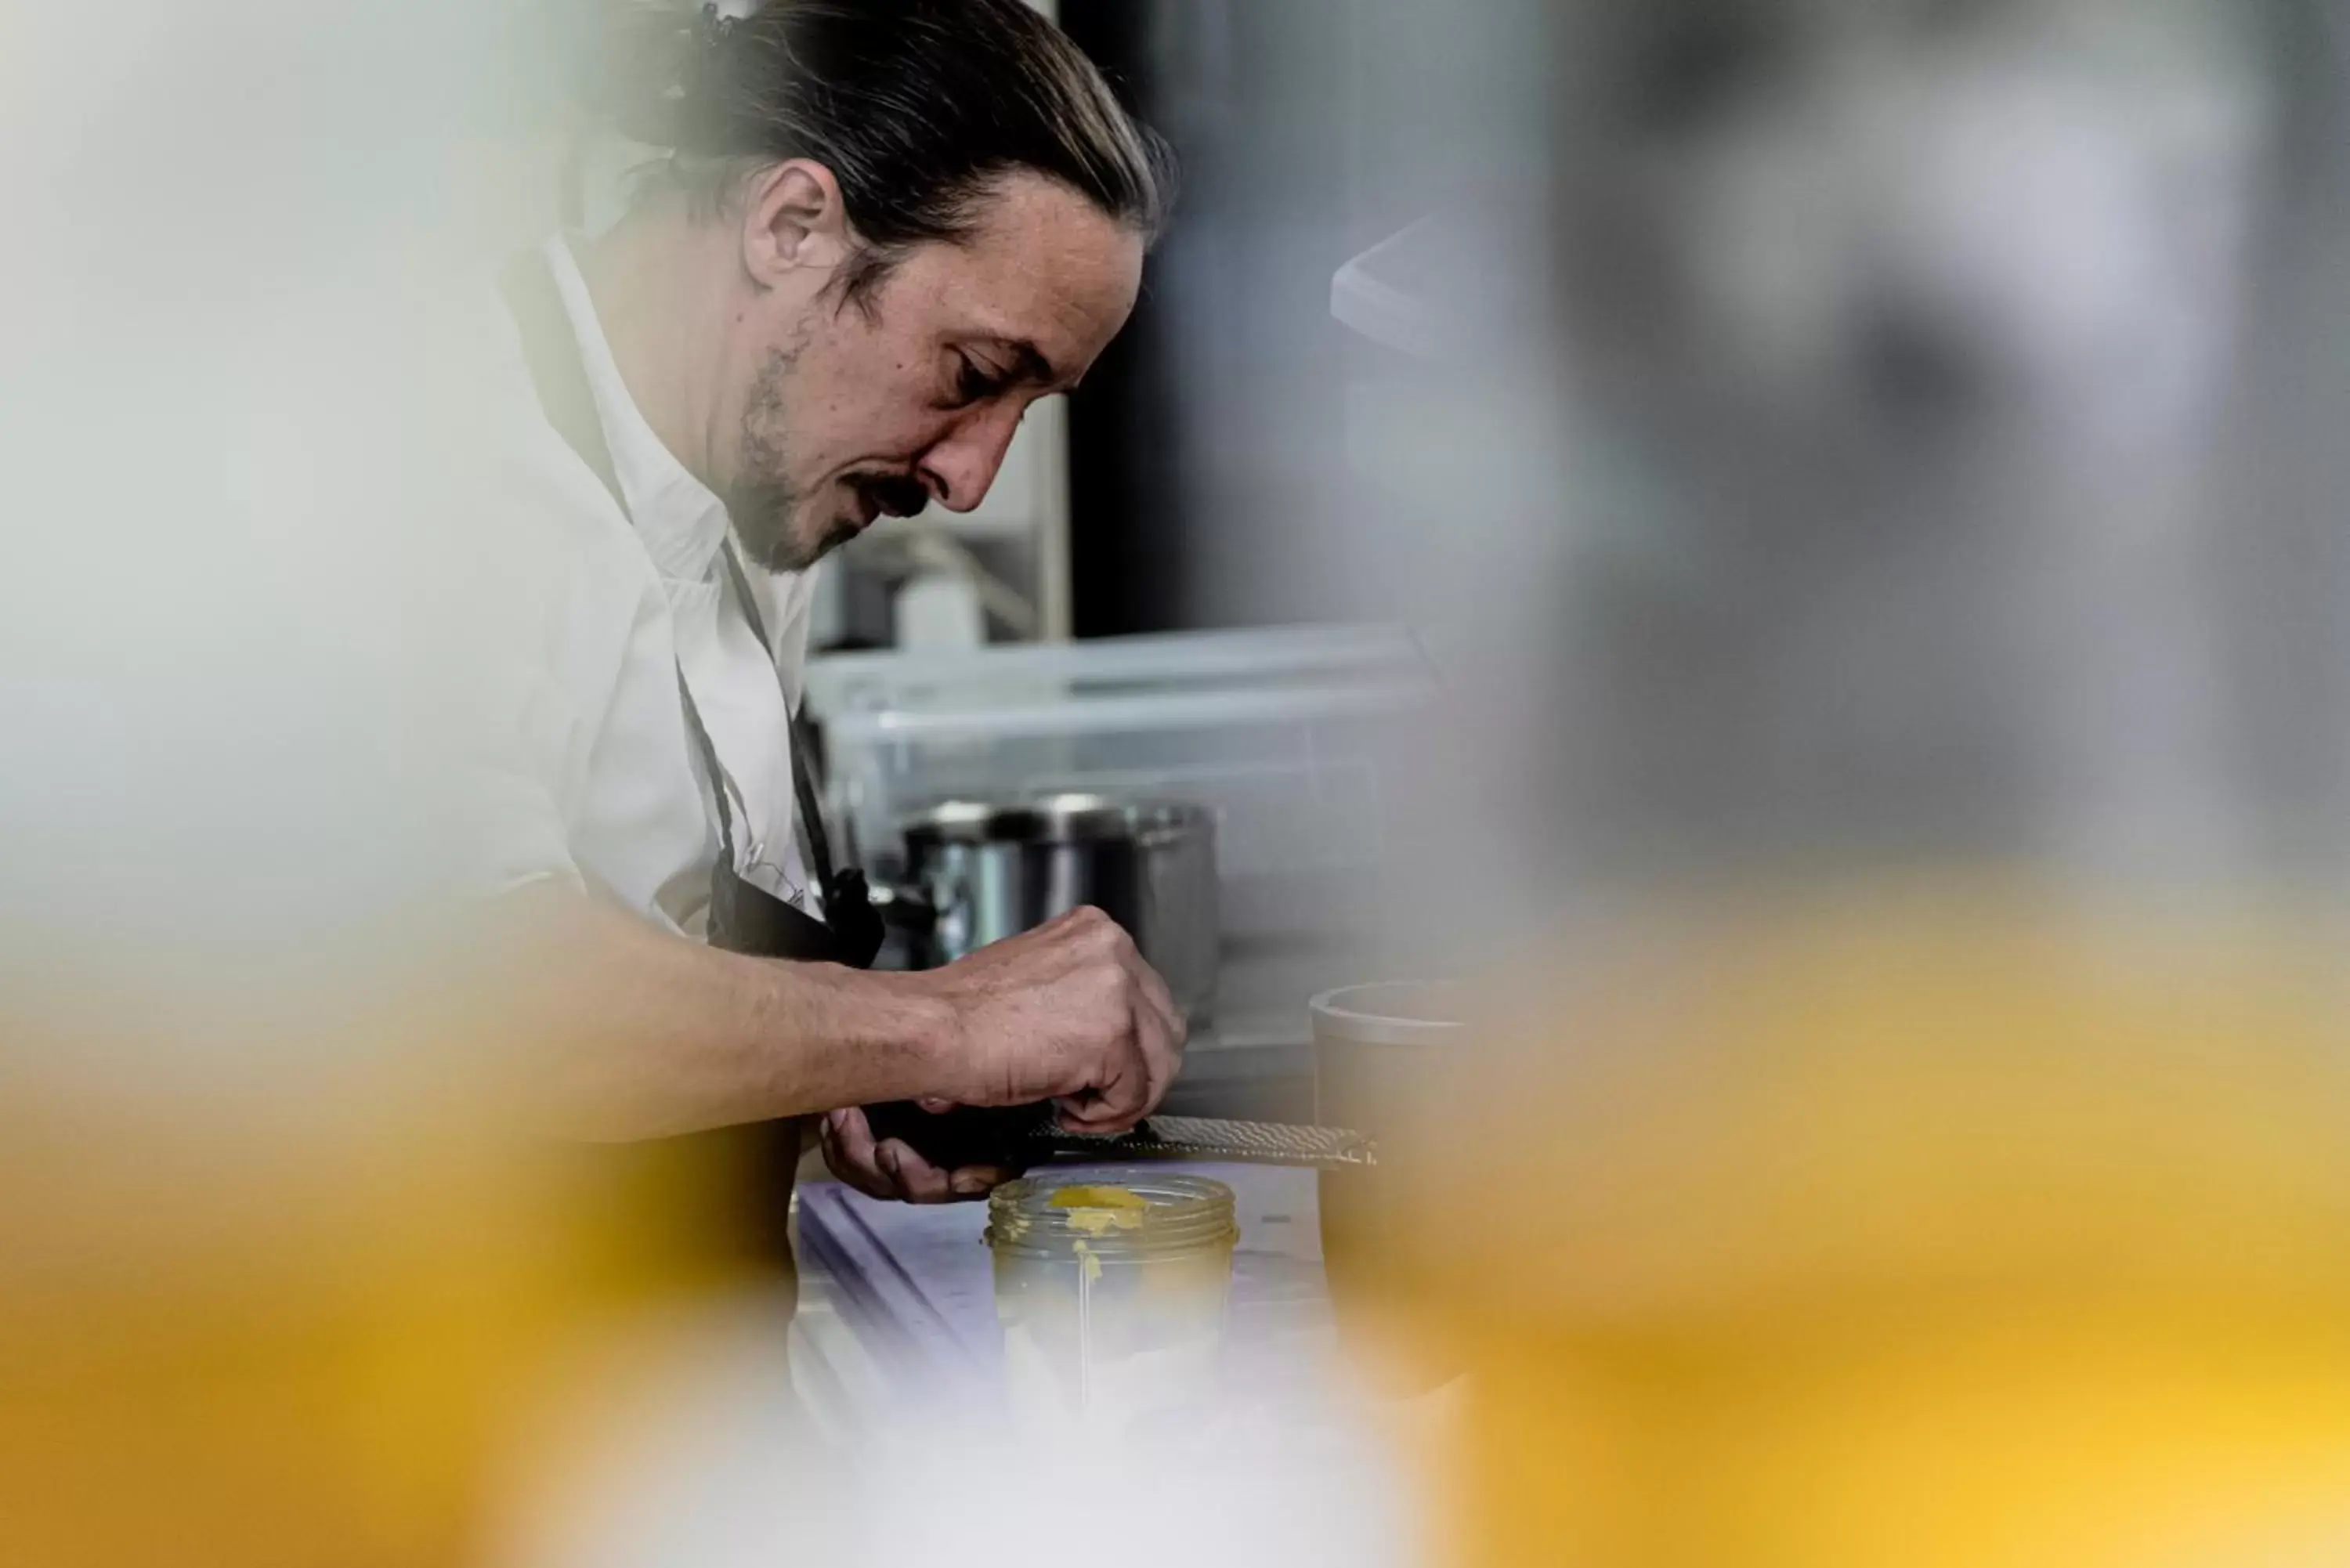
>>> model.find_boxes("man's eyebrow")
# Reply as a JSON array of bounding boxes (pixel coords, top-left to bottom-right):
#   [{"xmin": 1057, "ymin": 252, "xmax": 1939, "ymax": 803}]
[{"xmin": 999, "ymin": 338, "xmax": 1060, "ymax": 387}]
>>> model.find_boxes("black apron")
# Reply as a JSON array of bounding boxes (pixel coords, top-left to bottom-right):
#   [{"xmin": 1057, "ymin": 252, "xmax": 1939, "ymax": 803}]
[{"xmin": 503, "ymin": 247, "xmax": 884, "ymax": 1266}]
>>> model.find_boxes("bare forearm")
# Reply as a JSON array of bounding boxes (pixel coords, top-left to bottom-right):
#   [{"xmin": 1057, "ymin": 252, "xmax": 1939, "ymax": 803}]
[{"xmin": 490, "ymin": 882, "xmax": 959, "ymax": 1141}]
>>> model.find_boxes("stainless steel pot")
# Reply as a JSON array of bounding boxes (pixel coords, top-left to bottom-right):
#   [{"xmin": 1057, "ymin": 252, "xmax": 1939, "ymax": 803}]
[{"xmin": 883, "ymin": 793, "xmax": 1219, "ymax": 1021}]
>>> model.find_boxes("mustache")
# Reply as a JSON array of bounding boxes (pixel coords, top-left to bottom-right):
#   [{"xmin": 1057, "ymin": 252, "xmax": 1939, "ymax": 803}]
[{"xmin": 849, "ymin": 472, "xmax": 931, "ymax": 520}]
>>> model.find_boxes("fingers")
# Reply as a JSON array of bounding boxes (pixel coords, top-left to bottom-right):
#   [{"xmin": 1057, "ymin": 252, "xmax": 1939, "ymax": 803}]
[
  {"xmin": 1112, "ymin": 942, "xmax": 1187, "ymax": 1101},
  {"xmin": 878, "ymin": 1137, "xmax": 955, "ymax": 1204},
  {"xmin": 819, "ymin": 1107, "xmax": 895, "ymax": 1201},
  {"xmin": 1055, "ymin": 1087, "xmax": 1138, "ymax": 1135},
  {"xmin": 1051, "ymin": 1004, "xmax": 1163, "ymax": 1136},
  {"xmin": 945, "ymin": 1164, "xmax": 1021, "ymax": 1200},
  {"xmin": 1115, "ymin": 941, "xmax": 1183, "ymax": 1043},
  {"xmin": 1137, "ymin": 996, "xmax": 1184, "ymax": 1114},
  {"xmin": 819, "ymin": 1107, "xmax": 949, "ymax": 1203},
  {"xmin": 1074, "ymin": 906, "xmax": 1184, "ymax": 1095},
  {"xmin": 819, "ymin": 1107, "xmax": 1014, "ymax": 1205},
  {"xmin": 1095, "ymin": 938, "xmax": 1185, "ymax": 1127},
  {"xmin": 1039, "ymin": 912, "xmax": 1187, "ymax": 1137}
]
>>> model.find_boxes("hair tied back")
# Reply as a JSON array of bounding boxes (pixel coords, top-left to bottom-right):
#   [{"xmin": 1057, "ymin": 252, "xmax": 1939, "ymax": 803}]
[
  {"xmin": 588, "ymin": 2, "xmax": 737, "ymax": 151},
  {"xmin": 689, "ymin": 3, "xmax": 739, "ymax": 61}
]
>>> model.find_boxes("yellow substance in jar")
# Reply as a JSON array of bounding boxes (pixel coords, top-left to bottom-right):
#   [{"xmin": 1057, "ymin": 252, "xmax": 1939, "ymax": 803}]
[{"xmin": 1049, "ymin": 1185, "xmax": 1150, "ymax": 1237}]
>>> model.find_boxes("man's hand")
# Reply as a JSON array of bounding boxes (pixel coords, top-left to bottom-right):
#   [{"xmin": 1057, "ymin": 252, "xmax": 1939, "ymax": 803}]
[
  {"xmin": 916, "ymin": 905, "xmax": 1188, "ymax": 1134},
  {"xmin": 819, "ymin": 909, "xmax": 1185, "ymax": 1204},
  {"xmin": 818, "ymin": 1104, "xmax": 1021, "ymax": 1205}
]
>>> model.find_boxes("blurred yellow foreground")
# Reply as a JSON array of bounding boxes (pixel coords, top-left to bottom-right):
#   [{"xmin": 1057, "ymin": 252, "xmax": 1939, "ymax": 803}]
[
  {"xmin": 8, "ymin": 883, "xmax": 2348, "ymax": 1568},
  {"xmin": 1387, "ymin": 881, "xmax": 2350, "ymax": 1567},
  {"xmin": 0, "ymin": 941, "xmax": 752, "ymax": 1568}
]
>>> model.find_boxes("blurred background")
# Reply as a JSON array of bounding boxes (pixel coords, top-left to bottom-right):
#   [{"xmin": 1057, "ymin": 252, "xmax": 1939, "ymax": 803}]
[{"xmin": 7, "ymin": 0, "xmax": 2350, "ymax": 1563}]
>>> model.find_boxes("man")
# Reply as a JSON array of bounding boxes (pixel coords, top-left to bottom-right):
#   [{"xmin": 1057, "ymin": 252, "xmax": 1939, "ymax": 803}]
[{"xmin": 479, "ymin": 0, "xmax": 1183, "ymax": 1206}]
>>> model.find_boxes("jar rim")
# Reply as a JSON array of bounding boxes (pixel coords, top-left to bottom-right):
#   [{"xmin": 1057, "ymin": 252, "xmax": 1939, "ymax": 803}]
[
  {"xmin": 985, "ymin": 1167, "xmax": 1238, "ymax": 1259},
  {"xmin": 1311, "ymin": 980, "xmax": 1466, "ymax": 1046}
]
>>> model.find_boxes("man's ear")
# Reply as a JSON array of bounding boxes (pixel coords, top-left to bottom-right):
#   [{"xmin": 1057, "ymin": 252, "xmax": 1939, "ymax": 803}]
[{"xmin": 740, "ymin": 159, "xmax": 855, "ymax": 288}]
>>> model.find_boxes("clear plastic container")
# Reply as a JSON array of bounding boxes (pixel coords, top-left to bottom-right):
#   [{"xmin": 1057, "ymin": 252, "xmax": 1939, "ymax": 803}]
[
  {"xmin": 1311, "ymin": 982, "xmax": 1469, "ymax": 1394},
  {"xmin": 985, "ymin": 1167, "xmax": 1238, "ymax": 1431},
  {"xmin": 804, "ymin": 625, "xmax": 1434, "ymax": 876},
  {"xmin": 804, "ymin": 627, "xmax": 1439, "ymax": 1028}
]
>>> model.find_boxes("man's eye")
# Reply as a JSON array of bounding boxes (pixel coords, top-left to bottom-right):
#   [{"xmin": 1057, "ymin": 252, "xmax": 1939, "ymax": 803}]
[{"xmin": 952, "ymin": 356, "xmax": 1000, "ymax": 407}]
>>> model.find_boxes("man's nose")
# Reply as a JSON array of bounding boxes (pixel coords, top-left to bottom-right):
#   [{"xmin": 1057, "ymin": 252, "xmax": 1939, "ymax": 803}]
[{"xmin": 918, "ymin": 403, "xmax": 1025, "ymax": 513}]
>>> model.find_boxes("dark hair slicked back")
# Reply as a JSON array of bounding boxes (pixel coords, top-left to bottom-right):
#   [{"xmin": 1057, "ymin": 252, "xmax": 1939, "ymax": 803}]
[{"xmin": 609, "ymin": 0, "xmax": 1173, "ymax": 276}]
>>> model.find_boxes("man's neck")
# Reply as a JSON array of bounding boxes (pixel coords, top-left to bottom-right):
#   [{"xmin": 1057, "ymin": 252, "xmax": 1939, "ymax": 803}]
[{"xmin": 574, "ymin": 206, "xmax": 731, "ymax": 491}]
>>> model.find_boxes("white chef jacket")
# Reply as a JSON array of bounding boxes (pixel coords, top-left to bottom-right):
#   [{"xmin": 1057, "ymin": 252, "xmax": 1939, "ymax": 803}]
[{"xmin": 470, "ymin": 237, "xmax": 821, "ymax": 937}]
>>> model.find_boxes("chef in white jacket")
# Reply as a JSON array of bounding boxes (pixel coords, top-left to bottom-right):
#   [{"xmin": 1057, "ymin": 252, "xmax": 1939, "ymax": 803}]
[{"xmin": 472, "ymin": 0, "xmax": 1184, "ymax": 1211}]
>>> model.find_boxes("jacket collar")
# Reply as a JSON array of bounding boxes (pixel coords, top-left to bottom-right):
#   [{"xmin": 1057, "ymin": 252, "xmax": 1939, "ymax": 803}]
[{"xmin": 541, "ymin": 236, "xmax": 732, "ymax": 586}]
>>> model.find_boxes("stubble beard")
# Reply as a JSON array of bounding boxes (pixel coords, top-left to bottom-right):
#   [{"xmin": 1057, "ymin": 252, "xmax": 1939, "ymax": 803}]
[
  {"xmin": 726, "ymin": 344, "xmax": 840, "ymax": 575},
  {"xmin": 725, "ymin": 341, "xmax": 932, "ymax": 574}
]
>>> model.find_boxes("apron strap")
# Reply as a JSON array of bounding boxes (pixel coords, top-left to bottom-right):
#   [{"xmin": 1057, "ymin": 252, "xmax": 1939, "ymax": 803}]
[{"xmin": 718, "ymin": 544, "xmax": 844, "ymax": 899}]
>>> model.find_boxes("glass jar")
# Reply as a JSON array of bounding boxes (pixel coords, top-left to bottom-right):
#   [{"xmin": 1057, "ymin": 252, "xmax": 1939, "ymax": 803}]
[{"xmin": 985, "ymin": 1167, "xmax": 1238, "ymax": 1431}]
